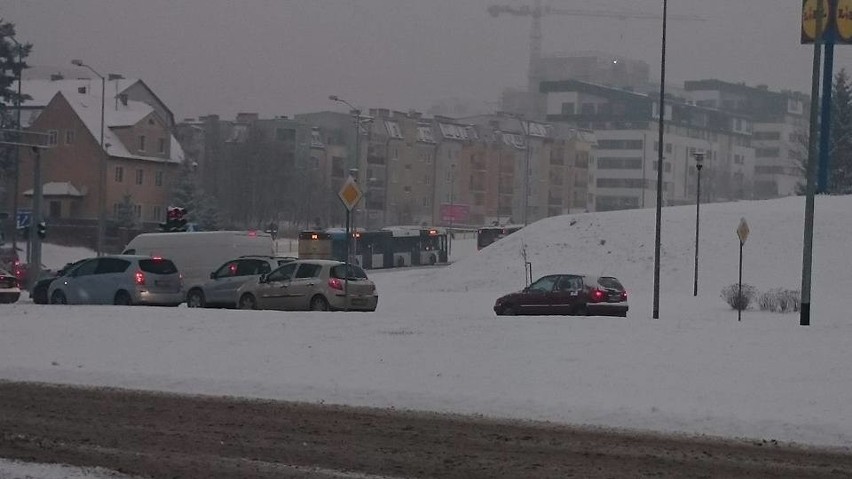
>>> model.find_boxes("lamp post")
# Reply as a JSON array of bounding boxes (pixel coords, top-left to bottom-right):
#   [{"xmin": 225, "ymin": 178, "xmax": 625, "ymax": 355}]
[
  {"xmin": 692, "ymin": 152, "xmax": 704, "ymax": 297},
  {"xmin": 71, "ymin": 59, "xmax": 106, "ymax": 256},
  {"xmin": 652, "ymin": 0, "xmax": 668, "ymax": 319},
  {"xmin": 8, "ymin": 37, "xmax": 22, "ymax": 256},
  {"xmin": 448, "ymin": 163, "xmax": 455, "ymax": 256}
]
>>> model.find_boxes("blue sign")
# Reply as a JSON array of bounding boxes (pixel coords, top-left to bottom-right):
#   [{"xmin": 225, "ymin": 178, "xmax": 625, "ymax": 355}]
[{"xmin": 16, "ymin": 210, "xmax": 31, "ymax": 230}]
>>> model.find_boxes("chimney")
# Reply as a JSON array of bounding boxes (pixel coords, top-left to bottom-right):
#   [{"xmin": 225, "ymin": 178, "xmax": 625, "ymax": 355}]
[
  {"xmin": 50, "ymin": 73, "xmax": 64, "ymax": 81},
  {"xmin": 77, "ymin": 86, "xmax": 87, "ymax": 94}
]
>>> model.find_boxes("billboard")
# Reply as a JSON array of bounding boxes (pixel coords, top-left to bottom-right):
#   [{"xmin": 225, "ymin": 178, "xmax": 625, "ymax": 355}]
[
  {"xmin": 802, "ymin": 0, "xmax": 852, "ymax": 44},
  {"xmin": 440, "ymin": 204, "xmax": 470, "ymax": 223}
]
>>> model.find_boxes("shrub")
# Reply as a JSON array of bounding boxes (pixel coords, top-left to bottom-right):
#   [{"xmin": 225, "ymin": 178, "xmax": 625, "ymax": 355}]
[
  {"xmin": 758, "ymin": 288, "xmax": 801, "ymax": 313},
  {"xmin": 720, "ymin": 283, "xmax": 757, "ymax": 310}
]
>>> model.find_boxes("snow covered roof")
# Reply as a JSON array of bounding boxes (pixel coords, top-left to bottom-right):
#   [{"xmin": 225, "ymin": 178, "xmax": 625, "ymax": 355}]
[
  {"xmin": 23, "ymin": 181, "xmax": 84, "ymax": 197},
  {"xmin": 11, "ymin": 78, "xmax": 183, "ymax": 165}
]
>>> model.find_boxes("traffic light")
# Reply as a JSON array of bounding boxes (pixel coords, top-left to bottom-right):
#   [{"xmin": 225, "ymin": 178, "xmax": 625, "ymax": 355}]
[
  {"xmin": 36, "ymin": 221, "xmax": 46, "ymax": 240},
  {"xmin": 160, "ymin": 206, "xmax": 188, "ymax": 232}
]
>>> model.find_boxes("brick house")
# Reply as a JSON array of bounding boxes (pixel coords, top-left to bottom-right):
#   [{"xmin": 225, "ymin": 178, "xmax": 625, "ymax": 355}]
[{"xmin": 13, "ymin": 78, "xmax": 183, "ymax": 248}]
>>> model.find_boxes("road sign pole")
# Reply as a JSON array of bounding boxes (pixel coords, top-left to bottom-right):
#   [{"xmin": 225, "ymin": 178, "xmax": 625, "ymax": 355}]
[
  {"xmin": 344, "ymin": 209, "xmax": 350, "ymax": 312},
  {"xmin": 738, "ymin": 240, "xmax": 743, "ymax": 322},
  {"xmin": 29, "ymin": 147, "xmax": 43, "ymax": 290}
]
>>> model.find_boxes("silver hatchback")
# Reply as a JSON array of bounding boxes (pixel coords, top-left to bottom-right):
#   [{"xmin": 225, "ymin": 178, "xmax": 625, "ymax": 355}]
[
  {"xmin": 48, "ymin": 255, "xmax": 183, "ymax": 306},
  {"xmin": 235, "ymin": 259, "xmax": 378, "ymax": 311}
]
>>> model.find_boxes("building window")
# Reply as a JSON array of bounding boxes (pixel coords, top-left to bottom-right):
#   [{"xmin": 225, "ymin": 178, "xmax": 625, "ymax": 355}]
[
  {"xmin": 158, "ymin": 138, "xmax": 166, "ymax": 154},
  {"xmin": 139, "ymin": 135, "xmax": 146, "ymax": 151},
  {"xmin": 115, "ymin": 166, "xmax": 124, "ymax": 183},
  {"xmin": 155, "ymin": 171, "xmax": 164, "ymax": 187},
  {"xmin": 152, "ymin": 205, "xmax": 163, "ymax": 222},
  {"xmin": 65, "ymin": 130, "xmax": 75, "ymax": 145},
  {"xmin": 48, "ymin": 129, "xmax": 58, "ymax": 146},
  {"xmin": 133, "ymin": 204, "xmax": 142, "ymax": 219},
  {"xmin": 135, "ymin": 169, "xmax": 144, "ymax": 185}
]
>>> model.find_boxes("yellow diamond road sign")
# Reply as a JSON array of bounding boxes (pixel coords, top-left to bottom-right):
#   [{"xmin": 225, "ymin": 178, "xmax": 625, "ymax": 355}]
[
  {"xmin": 338, "ymin": 175, "xmax": 363, "ymax": 211},
  {"xmin": 737, "ymin": 217, "xmax": 750, "ymax": 244}
]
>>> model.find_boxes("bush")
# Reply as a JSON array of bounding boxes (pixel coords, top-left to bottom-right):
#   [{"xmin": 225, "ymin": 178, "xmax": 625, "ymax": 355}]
[
  {"xmin": 758, "ymin": 288, "xmax": 801, "ymax": 313},
  {"xmin": 720, "ymin": 283, "xmax": 757, "ymax": 310}
]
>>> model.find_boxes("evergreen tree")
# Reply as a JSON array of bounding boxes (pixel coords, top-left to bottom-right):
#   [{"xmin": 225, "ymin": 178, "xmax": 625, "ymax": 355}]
[
  {"xmin": 0, "ymin": 20, "xmax": 32, "ymax": 189},
  {"xmin": 170, "ymin": 160, "xmax": 219, "ymax": 231},
  {"xmin": 830, "ymin": 69, "xmax": 852, "ymax": 194}
]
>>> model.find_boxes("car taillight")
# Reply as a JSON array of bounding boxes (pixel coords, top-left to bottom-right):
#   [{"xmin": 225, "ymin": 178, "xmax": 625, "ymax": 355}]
[
  {"xmin": 328, "ymin": 277, "xmax": 343, "ymax": 291},
  {"xmin": 621, "ymin": 291, "xmax": 628, "ymax": 301},
  {"xmin": 135, "ymin": 271, "xmax": 145, "ymax": 286},
  {"xmin": 591, "ymin": 289, "xmax": 605, "ymax": 303}
]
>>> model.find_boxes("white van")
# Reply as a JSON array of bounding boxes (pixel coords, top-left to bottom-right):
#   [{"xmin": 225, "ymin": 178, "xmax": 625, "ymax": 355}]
[{"xmin": 122, "ymin": 231, "xmax": 275, "ymax": 289}]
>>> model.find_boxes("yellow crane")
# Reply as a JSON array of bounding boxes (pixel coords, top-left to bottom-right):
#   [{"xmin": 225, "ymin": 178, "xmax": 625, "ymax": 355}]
[{"xmin": 488, "ymin": 1, "xmax": 705, "ymax": 99}]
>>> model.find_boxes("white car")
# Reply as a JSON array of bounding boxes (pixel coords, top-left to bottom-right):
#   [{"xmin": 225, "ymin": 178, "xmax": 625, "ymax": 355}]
[{"xmin": 48, "ymin": 255, "xmax": 183, "ymax": 306}]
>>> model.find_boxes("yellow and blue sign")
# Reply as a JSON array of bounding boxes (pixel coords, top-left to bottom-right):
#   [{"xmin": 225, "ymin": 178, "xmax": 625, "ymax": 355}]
[{"xmin": 802, "ymin": 0, "xmax": 852, "ymax": 44}]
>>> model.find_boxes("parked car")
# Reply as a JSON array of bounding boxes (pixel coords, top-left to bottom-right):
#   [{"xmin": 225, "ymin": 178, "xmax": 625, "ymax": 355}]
[
  {"xmin": 0, "ymin": 267, "xmax": 21, "ymax": 304},
  {"xmin": 493, "ymin": 274, "xmax": 628, "ymax": 317},
  {"xmin": 30, "ymin": 259, "xmax": 87, "ymax": 305},
  {"xmin": 185, "ymin": 255, "xmax": 297, "ymax": 308},
  {"xmin": 235, "ymin": 259, "xmax": 378, "ymax": 312},
  {"xmin": 48, "ymin": 255, "xmax": 183, "ymax": 306}
]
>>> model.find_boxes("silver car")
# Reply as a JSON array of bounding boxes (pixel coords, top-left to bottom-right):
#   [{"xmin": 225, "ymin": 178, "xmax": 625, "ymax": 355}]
[
  {"xmin": 48, "ymin": 255, "xmax": 183, "ymax": 306},
  {"xmin": 185, "ymin": 255, "xmax": 296, "ymax": 308},
  {"xmin": 235, "ymin": 259, "xmax": 377, "ymax": 311}
]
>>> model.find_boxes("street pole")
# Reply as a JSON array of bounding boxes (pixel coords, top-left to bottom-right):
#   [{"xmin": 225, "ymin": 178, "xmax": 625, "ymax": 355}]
[
  {"xmin": 693, "ymin": 152, "xmax": 704, "ymax": 297},
  {"xmin": 523, "ymin": 120, "xmax": 531, "ymax": 226},
  {"xmin": 652, "ymin": 0, "xmax": 668, "ymax": 319},
  {"xmin": 800, "ymin": 1, "xmax": 824, "ymax": 327},
  {"xmin": 9, "ymin": 38, "xmax": 22, "ymax": 255},
  {"xmin": 818, "ymin": 42, "xmax": 834, "ymax": 194},
  {"xmin": 448, "ymin": 164, "xmax": 455, "ymax": 256},
  {"xmin": 71, "ymin": 60, "xmax": 106, "ymax": 256},
  {"xmin": 29, "ymin": 146, "xmax": 42, "ymax": 289}
]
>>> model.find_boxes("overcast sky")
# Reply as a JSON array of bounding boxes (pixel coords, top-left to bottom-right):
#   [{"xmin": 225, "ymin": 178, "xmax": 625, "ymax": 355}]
[{"xmin": 4, "ymin": 0, "xmax": 850, "ymax": 120}]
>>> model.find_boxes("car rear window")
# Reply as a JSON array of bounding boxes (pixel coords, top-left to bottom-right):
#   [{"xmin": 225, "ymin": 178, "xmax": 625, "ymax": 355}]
[
  {"xmin": 597, "ymin": 277, "xmax": 624, "ymax": 291},
  {"xmin": 331, "ymin": 264, "xmax": 368, "ymax": 280},
  {"xmin": 139, "ymin": 259, "xmax": 178, "ymax": 275}
]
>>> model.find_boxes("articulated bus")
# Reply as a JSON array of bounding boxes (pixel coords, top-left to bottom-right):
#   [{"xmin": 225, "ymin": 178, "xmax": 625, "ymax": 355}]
[
  {"xmin": 297, "ymin": 227, "xmax": 449, "ymax": 269},
  {"xmin": 476, "ymin": 224, "xmax": 523, "ymax": 250}
]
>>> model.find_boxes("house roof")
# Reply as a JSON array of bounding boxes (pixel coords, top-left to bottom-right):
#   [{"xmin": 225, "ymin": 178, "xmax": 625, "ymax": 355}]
[
  {"xmin": 11, "ymin": 78, "xmax": 184, "ymax": 165},
  {"xmin": 23, "ymin": 181, "xmax": 84, "ymax": 197}
]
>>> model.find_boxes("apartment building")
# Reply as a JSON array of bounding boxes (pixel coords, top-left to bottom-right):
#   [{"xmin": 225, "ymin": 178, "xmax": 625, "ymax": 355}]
[
  {"xmin": 542, "ymin": 79, "xmax": 754, "ymax": 211},
  {"xmin": 684, "ymin": 80, "xmax": 808, "ymax": 198}
]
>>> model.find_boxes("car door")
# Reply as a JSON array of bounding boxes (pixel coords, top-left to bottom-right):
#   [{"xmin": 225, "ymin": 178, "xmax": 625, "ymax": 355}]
[
  {"xmin": 208, "ymin": 259, "xmax": 264, "ymax": 306},
  {"xmin": 61, "ymin": 258, "xmax": 100, "ymax": 304},
  {"xmin": 550, "ymin": 275, "xmax": 584, "ymax": 315},
  {"xmin": 519, "ymin": 275, "xmax": 558, "ymax": 315},
  {"xmin": 284, "ymin": 262, "xmax": 323, "ymax": 310},
  {"xmin": 93, "ymin": 258, "xmax": 132, "ymax": 304},
  {"xmin": 255, "ymin": 262, "xmax": 297, "ymax": 310}
]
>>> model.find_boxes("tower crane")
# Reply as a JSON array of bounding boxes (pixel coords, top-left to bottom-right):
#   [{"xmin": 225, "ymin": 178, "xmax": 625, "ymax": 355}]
[{"xmin": 488, "ymin": 1, "xmax": 705, "ymax": 102}]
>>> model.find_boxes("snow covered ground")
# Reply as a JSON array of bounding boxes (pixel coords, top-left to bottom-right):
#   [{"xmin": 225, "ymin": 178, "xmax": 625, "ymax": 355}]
[{"xmin": 2, "ymin": 195, "xmax": 852, "ymax": 476}]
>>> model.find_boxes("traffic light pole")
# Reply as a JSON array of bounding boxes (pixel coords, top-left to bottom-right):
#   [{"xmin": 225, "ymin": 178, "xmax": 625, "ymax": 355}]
[{"xmin": 29, "ymin": 146, "xmax": 43, "ymax": 290}]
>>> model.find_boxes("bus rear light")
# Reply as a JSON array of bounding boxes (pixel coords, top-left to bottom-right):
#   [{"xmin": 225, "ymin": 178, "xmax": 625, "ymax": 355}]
[
  {"xmin": 135, "ymin": 271, "xmax": 146, "ymax": 286},
  {"xmin": 328, "ymin": 277, "xmax": 344, "ymax": 291}
]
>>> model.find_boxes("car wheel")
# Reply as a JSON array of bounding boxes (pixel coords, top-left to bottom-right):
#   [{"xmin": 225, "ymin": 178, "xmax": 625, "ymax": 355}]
[
  {"xmin": 429, "ymin": 254, "xmax": 437, "ymax": 265},
  {"xmin": 114, "ymin": 290, "xmax": 132, "ymax": 306},
  {"xmin": 502, "ymin": 305, "xmax": 517, "ymax": 316},
  {"xmin": 0, "ymin": 293, "xmax": 19, "ymax": 304},
  {"xmin": 50, "ymin": 290, "xmax": 67, "ymax": 305},
  {"xmin": 310, "ymin": 295, "xmax": 330, "ymax": 311},
  {"xmin": 396, "ymin": 256, "xmax": 405, "ymax": 267},
  {"xmin": 573, "ymin": 304, "xmax": 588, "ymax": 316},
  {"xmin": 238, "ymin": 293, "xmax": 257, "ymax": 310},
  {"xmin": 186, "ymin": 289, "xmax": 206, "ymax": 308}
]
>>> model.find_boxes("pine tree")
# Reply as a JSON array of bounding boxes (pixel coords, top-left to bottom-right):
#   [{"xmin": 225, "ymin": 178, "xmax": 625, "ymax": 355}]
[
  {"xmin": 830, "ymin": 69, "xmax": 852, "ymax": 194},
  {"xmin": 0, "ymin": 20, "xmax": 32, "ymax": 188},
  {"xmin": 170, "ymin": 160, "xmax": 219, "ymax": 231}
]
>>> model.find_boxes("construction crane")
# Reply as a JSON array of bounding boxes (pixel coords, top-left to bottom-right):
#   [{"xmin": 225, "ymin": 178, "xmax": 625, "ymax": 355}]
[{"xmin": 488, "ymin": 1, "xmax": 705, "ymax": 103}]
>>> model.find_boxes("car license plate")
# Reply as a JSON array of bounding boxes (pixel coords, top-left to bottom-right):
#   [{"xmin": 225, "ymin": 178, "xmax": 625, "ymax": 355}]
[{"xmin": 609, "ymin": 293, "xmax": 622, "ymax": 302}]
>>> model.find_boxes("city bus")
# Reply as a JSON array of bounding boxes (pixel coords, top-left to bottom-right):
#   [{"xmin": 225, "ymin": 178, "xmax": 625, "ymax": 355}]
[
  {"xmin": 381, "ymin": 226, "xmax": 448, "ymax": 267},
  {"xmin": 476, "ymin": 224, "xmax": 523, "ymax": 250},
  {"xmin": 297, "ymin": 226, "xmax": 448, "ymax": 269}
]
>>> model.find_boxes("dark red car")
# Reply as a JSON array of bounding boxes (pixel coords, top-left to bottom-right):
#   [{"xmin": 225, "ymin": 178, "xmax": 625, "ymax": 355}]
[{"xmin": 493, "ymin": 274, "xmax": 628, "ymax": 317}]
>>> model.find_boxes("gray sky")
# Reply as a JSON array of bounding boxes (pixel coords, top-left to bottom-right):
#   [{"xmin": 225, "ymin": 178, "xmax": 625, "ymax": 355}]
[{"xmin": 3, "ymin": 0, "xmax": 848, "ymax": 120}]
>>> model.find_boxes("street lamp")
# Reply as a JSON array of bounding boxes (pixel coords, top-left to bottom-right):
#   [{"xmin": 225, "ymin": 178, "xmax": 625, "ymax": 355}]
[
  {"xmin": 71, "ymin": 59, "xmax": 106, "ymax": 256},
  {"xmin": 692, "ymin": 151, "xmax": 704, "ymax": 297},
  {"xmin": 652, "ymin": 0, "xmax": 669, "ymax": 319},
  {"xmin": 8, "ymin": 37, "xmax": 23, "ymax": 256}
]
